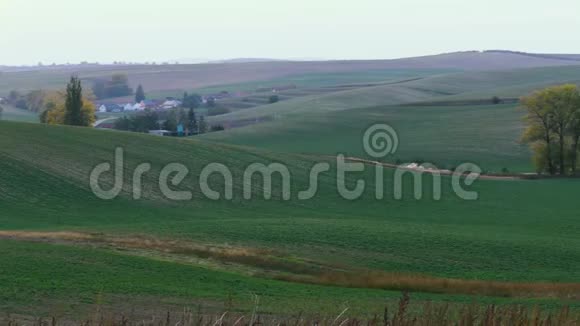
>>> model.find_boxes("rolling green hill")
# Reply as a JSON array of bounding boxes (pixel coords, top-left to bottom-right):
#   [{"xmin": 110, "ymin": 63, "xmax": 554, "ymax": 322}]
[
  {"xmin": 203, "ymin": 103, "xmax": 530, "ymax": 172},
  {"xmin": 202, "ymin": 65, "xmax": 580, "ymax": 173},
  {"xmin": 207, "ymin": 65, "xmax": 580, "ymax": 128},
  {"xmin": 0, "ymin": 104, "xmax": 38, "ymax": 123},
  {"xmin": 405, "ymin": 65, "xmax": 580, "ymax": 100},
  {"xmin": 1, "ymin": 121, "xmax": 580, "ymax": 315},
  {"xmin": 207, "ymin": 82, "xmax": 446, "ymax": 127}
]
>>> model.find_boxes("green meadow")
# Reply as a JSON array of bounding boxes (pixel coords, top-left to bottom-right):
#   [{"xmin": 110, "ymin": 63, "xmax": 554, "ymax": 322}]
[
  {"xmin": 0, "ymin": 104, "xmax": 38, "ymax": 123},
  {"xmin": 2, "ymin": 57, "xmax": 580, "ymax": 319},
  {"xmin": 203, "ymin": 103, "xmax": 530, "ymax": 172},
  {"xmin": 1, "ymin": 121, "xmax": 580, "ymax": 315}
]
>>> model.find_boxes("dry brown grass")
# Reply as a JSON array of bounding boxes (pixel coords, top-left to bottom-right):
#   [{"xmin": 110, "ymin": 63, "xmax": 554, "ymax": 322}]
[
  {"xmin": 280, "ymin": 271, "xmax": 580, "ymax": 300},
  {"xmin": 3, "ymin": 231, "xmax": 580, "ymax": 300},
  {"xmin": 3, "ymin": 293, "xmax": 579, "ymax": 325},
  {"xmin": 0, "ymin": 231, "xmax": 333, "ymax": 275}
]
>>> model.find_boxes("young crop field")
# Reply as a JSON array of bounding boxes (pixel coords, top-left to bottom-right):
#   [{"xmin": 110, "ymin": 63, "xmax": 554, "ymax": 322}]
[
  {"xmin": 2, "ymin": 56, "xmax": 580, "ymax": 321},
  {"xmin": 203, "ymin": 103, "xmax": 531, "ymax": 172},
  {"xmin": 1, "ymin": 121, "xmax": 580, "ymax": 317}
]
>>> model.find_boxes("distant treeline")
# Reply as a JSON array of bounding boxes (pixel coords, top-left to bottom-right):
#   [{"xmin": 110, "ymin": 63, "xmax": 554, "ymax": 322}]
[
  {"xmin": 90, "ymin": 73, "xmax": 133, "ymax": 99},
  {"xmin": 113, "ymin": 107, "xmax": 224, "ymax": 135},
  {"xmin": 4, "ymin": 73, "xmax": 133, "ymax": 112},
  {"xmin": 402, "ymin": 97, "xmax": 518, "ymax": 107}
]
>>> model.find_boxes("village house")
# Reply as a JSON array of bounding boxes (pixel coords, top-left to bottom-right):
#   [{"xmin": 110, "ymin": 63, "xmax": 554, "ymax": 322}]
[
  {"xmin": 160, "ymin": 99, "xmax": 182, "ymax": 109},
  {"xmin": 97, "ymin": 103, "xmax": 123, "ymax": 113}
]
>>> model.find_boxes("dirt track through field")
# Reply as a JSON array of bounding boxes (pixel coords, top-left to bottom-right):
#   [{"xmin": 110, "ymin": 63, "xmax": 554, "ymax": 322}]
[
  {"xmin": 343, "ymin": 157, "xmax": 523, "ymax": 181},
  {"xmin": 2, "ymin": 230, "xmax": 579, "ymax": 300}
]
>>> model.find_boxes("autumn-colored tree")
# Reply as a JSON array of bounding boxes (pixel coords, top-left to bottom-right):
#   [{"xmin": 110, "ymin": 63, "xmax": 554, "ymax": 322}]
[
  {"xmin": 521, "ymin": 85, "xmax": 580, "ymax": 175},
  {"xmin": 41, "ymin": 89, "xmax": 95, "ymax": 126}
]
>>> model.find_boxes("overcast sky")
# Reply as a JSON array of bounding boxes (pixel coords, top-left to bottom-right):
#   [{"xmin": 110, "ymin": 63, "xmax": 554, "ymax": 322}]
[{"xmin": 0, "ymin": 0, "xmax": 579, "ymax": 65}]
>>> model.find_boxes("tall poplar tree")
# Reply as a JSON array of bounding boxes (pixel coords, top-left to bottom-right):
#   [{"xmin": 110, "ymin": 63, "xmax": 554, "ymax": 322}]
[{"xmin": 64, "ymin": 76, "xmax": 84, "ymax": 126}]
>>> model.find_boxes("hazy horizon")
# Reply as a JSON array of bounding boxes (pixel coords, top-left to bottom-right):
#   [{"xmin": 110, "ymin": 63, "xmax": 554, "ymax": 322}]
[{"xmin": 1, "ymin": 0, "xmax": 579, "ymax": 66}]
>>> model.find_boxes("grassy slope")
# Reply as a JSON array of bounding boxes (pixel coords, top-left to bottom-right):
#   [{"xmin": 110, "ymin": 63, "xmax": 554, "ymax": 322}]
[
  {"xmin": 0, "ymin": 239, "xmax": 405, "ymax": 316},
  {"xmin": 203, "ymin": 65, "xmax": 580, "ymax": 172},
  {"xmin": 0, "ymin": 104, "xmax": 38, "ymax": 123},
  {"xmin": 1, "ymin": 122, "xmax": 580, "ymax": 287},
  {"xmin": 203, "ymin": 103, "xmax": 530, "ymax": 172},
  {"xmin": 406, "ymin": 65, "xmax": 580, "ymax": 100},
  {"xmin": 208, "ymin": 82, "xmax": 446, "ymax": 127},
  {"xmin": 166, "ymin": 69, "xmax": 451, "ymax": 96},
  {"xmin": 5, "ymin": 240, "xmax": 573, "ymax": 317},
  {"xmin": 208, "ymin": 65, "xmax": 580, "ymax": 126}
]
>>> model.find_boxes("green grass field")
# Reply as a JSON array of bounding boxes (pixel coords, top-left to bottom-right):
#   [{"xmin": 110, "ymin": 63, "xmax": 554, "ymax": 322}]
[
  {"xmin": 3, "ymin": 57, "xmax": 580, "ymax": 319},
  {"xmin": 1, "ymin": 121, "xmax": 580, "ymax": 316},
  {"xmin": 203, "ymin": 103, "xmax": 530, "ymax": 172},
  {"xmin": 0, "ymin": 104, "xmax": 39, "ymax": 123},
  {"xmin": 204, "ymin": 65, "xmax": 580, "ymax": 132}
]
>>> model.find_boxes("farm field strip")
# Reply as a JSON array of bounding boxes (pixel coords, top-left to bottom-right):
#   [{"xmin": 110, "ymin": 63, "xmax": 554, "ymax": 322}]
[{"xmin": 2, "ymin": 230, "xmax": 580, "ymax": 300}]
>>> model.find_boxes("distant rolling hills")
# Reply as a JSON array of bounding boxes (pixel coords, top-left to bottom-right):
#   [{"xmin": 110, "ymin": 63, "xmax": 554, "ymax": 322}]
[
  {"xmin": 3, "ymin": 50, "xmax": 580, "ymax": 96},
  {"xmin": 203, "ymin": 65, "xmax": 580, "ymax": 172}
]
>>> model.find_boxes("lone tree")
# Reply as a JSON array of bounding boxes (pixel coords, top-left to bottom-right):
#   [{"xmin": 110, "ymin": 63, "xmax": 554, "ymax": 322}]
[
  {"xmin": 187, "ymin": 107, "xmax": 197, "ymax": 134},
  {"xmin": 64, "ymin": 76, "xmax": 84, "ymax": 126},
  {"xmin": 135, "ymin": 84, "xmax": 146, "ymax": 103},
  {"xmin": 182, "ymin": 92, "xmax": 202, "ymax": 109}
]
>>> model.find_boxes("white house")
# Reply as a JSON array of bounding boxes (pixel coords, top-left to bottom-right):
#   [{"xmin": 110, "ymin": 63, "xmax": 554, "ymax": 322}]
[
  {"xmin": 132, "ymin": 102, "xmax": 145, "ymax": 111},
  {"xmin": 123, "ymin": 103, "xmax": 135, "ymax": 111},
  {"xmin": 98, "ymin": 104, "xmax": 107, "ymax": 113},
  {"xmin": 160, "ymin": 100, "xmax": 181, "ymax": 109}
]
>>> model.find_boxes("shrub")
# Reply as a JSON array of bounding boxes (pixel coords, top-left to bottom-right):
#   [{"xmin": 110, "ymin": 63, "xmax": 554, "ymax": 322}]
[
  {"xmin": 210, "ymin": 125, "xmax": 225, "ymax": 132},
  {"xmin": 269, "ymin": 95, "xmax": 279, "ymax": 103}
]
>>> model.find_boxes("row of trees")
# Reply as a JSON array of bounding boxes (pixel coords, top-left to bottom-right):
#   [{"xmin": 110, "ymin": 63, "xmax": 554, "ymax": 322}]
[
  {"xmin": 521, "ymin": 84, "xmax": 580, "ymax": 175},
  {"xmin": 114, "ymin": 107, "xmax": 211, "ymax": 135},
  {"xmin": 114, "ymin": 110, "xmax": 159, "ymax": 132},
  {"xmin": 4, "ymin": 77, "xmax": 95, "ymax": 126},
  {"xmin": 6, "ymin": 89, "xmax": 47, "ymax": 112}
]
